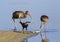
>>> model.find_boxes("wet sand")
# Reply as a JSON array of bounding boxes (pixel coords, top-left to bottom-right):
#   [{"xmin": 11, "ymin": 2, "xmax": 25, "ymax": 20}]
[{"xmin": 0, "ymin": 30, "xmax": 39, "ymax": 42}]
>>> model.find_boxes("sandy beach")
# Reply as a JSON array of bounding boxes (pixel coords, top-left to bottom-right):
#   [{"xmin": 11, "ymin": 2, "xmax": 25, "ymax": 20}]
[{"xmin": 0, "ymin": 30, "xmax": 39, "ymax": 42}]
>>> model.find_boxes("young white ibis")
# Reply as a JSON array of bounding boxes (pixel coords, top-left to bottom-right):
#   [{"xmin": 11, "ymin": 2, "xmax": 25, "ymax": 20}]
[
  {"xmin": 12, "ymin": 11, "xmax": 32, "ymax": 31},
  {"xmin": 40, "ymin": 15, "xmax": 49, "ymax": 31}
]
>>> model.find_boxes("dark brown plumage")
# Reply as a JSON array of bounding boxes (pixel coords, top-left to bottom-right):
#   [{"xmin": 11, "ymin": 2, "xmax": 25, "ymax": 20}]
[
  {"xmin": 19, "ymin": 21, "xmax": 31, "ymax": 33},
  {"xmin": 12, "ymin": 11, "xmax": 25, "ymax": 19},
  {"xmin": 40, "ymin": 15, "xmax": 49, "ymax": 22}
]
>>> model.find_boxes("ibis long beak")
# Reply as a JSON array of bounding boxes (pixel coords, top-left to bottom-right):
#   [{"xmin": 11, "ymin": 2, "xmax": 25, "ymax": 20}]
[{"xmin": 29, "ymin": 15, "xmax": 32, "ymax": 19}]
